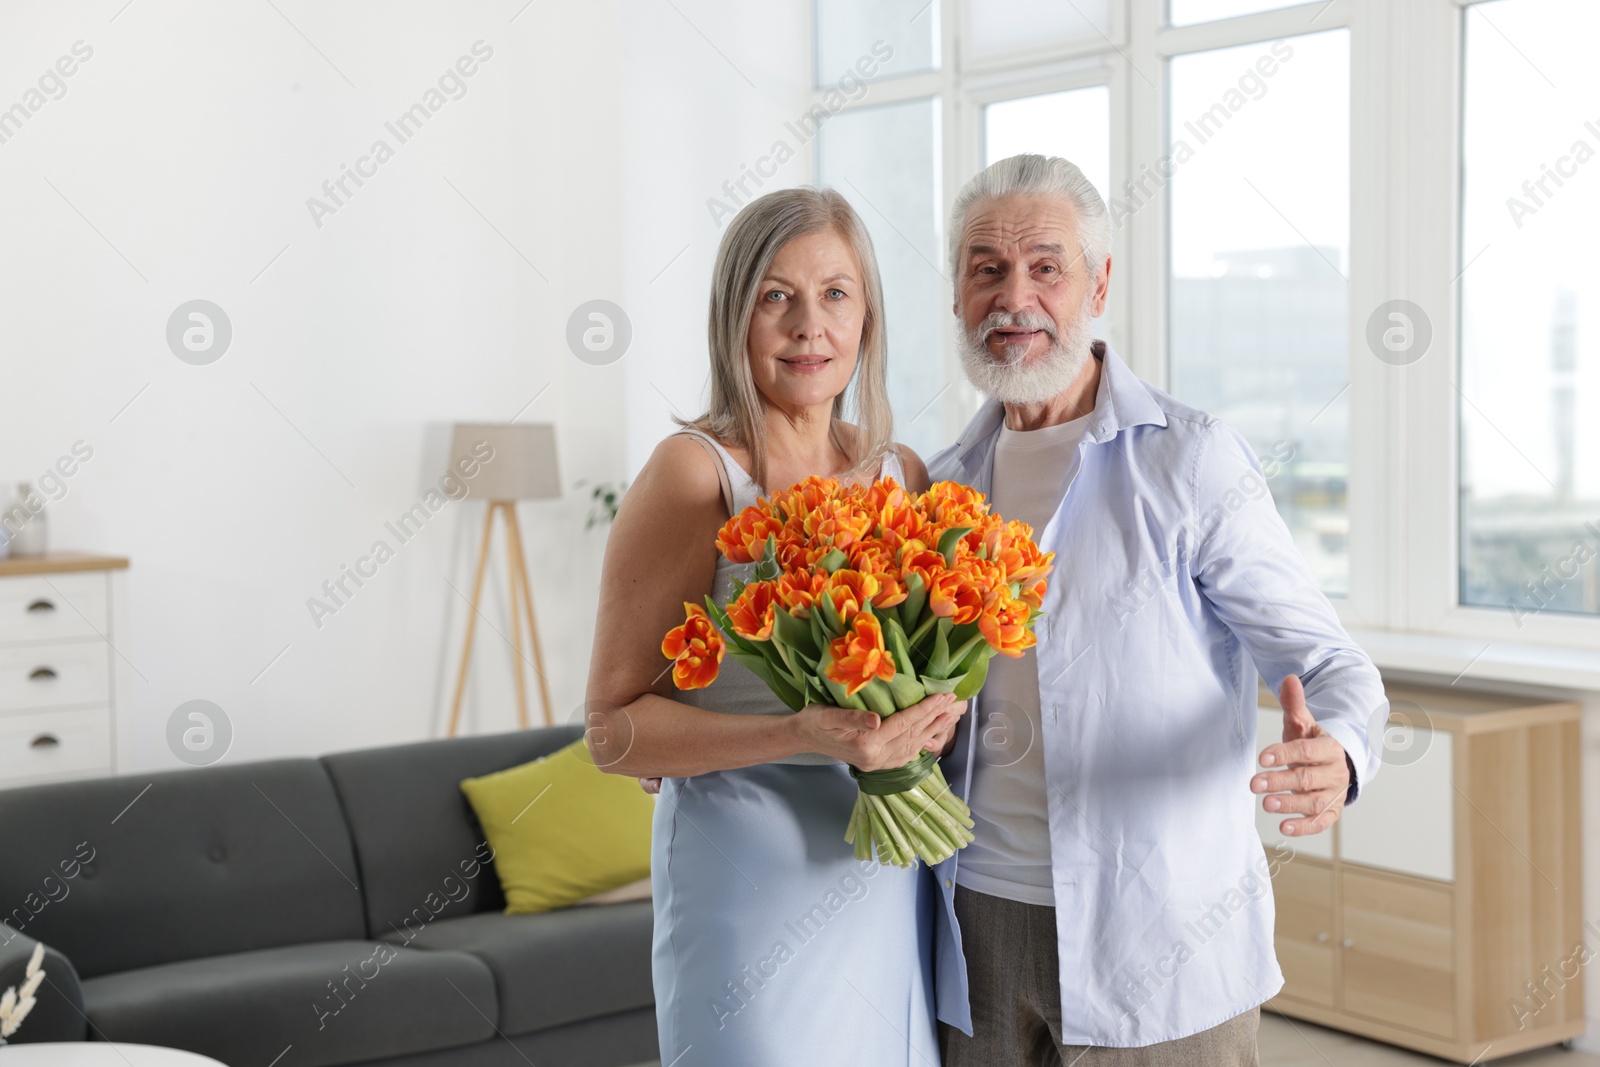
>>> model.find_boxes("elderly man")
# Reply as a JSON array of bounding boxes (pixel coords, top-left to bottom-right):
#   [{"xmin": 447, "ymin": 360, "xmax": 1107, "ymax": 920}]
[{"xmin": 927, "ymin": 153, "xmax": 1386, "ymax": 1066}]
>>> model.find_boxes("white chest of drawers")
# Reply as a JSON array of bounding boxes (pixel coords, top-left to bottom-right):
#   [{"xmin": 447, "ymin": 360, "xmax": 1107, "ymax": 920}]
[{"xmin": 0, "ymin": 553, "xmax": 129, "ymax": 789}]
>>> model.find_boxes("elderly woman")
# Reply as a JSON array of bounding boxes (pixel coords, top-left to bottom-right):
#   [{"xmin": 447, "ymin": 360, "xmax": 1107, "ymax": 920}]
[{"xmin": 584, "ymin": 187, "xmax": 963, "ymax": 1066}]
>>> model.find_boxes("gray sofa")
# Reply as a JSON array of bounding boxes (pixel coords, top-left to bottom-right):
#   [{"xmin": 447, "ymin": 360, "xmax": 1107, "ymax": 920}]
[{"xmin": 0, "ymin": 726, "xmax": 658, "ymax": 1067}]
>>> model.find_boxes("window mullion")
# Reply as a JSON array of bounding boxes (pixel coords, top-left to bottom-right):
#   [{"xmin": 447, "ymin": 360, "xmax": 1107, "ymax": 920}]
[
  {"xmin": 1401, "ymin": 0, "xmax": 1466, "ymax": 637},
  {"xmin": 1124, "ymin": 0, "xmax": 1169, "ymax": 387}
]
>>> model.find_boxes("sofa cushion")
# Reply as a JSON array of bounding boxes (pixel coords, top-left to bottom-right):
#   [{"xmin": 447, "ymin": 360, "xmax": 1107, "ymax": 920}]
[
  {"xmin": 378, "ymin": 901, "xmax": 653, "ymax": 1036},
  {"xmin": 458, "ymin": 739, "xmax": 654, "ymax": 915},
  {"xmin": 0, "ymin": 760, "xmax": 366, "ymax": 978},
  {"xmin": 320, "ymin": 727, "xmax": 583, "ymax": 938},
  {"xmin": 82, "ymin": 939, "xmax": 498, "ymax": 1067}
]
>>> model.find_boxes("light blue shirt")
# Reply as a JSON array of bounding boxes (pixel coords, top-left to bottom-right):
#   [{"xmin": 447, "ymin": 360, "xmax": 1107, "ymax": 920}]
[{"xmin": 927, "ymin": 341, "xmax": 1385, "ymax": 1047}]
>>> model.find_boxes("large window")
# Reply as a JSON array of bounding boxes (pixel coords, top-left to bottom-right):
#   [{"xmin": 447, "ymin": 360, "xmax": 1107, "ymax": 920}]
[
  {"xmin": 1458, "ymin": 0, "xmax": 1600, "ymax": 620},
  {"xmin": 1167, "ymin": 30, "xmax": 1352, "ymax": 596},
  {"xmin": 808, "ymin": 0, "xmax": 1600, "ymax": 653}
]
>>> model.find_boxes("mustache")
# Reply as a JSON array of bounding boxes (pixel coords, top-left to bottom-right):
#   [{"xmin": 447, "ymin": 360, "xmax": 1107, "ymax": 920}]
[
  {"xmin": 976, "ymin": 310, "xmax": 1058, "ymax": 342},
  {"xmin": 971, "ymin": 310, "xmax": 1059, "ymax": 364}
]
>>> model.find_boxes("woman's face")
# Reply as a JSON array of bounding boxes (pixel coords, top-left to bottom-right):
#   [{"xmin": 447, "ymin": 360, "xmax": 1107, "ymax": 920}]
[{"xmin": 746, "ymin": 228, "xmax": 866, "ymax": 415}]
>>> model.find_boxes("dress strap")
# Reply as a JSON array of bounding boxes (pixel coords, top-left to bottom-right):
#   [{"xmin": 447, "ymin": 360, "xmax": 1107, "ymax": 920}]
[
  {"xmin": 878, "ymin": 445, "xmax": 907, "ymax": 486},
  {"xmin": 673, "ymin": 429, "xmax": 738, "ymax": 516}
]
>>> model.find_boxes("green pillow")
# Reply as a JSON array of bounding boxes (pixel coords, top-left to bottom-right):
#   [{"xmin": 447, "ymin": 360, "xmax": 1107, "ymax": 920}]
[{"xmin": 459, "ymin": 739, "xmax": 653, "ymax": 915}]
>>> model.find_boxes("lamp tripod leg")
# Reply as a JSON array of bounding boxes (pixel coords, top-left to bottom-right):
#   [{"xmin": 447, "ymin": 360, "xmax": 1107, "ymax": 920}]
[
  {"xmin": 504, "ymin": 504, "xmax": 530, "ymax": 730},
  {"xmin": 505, "ymin": 507, "xmax": 554, "ymax": 726},
  {"xmin": 448, "ymin": 501, "xmax": 499, "ymax": 738}
]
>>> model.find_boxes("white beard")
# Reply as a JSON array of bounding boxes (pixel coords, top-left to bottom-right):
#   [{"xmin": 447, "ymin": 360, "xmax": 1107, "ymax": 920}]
[{"xmin": 957, "ymin": 298, "xmax": 1096, "ymax": 405}]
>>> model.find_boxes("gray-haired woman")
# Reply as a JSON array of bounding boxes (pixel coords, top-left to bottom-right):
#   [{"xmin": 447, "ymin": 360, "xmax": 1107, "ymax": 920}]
[{"xmin": 584, "ymin": 187, "xmax": 963, "ymax": 1065}]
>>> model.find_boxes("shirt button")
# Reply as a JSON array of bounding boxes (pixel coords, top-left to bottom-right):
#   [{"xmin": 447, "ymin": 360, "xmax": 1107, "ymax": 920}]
[{"xmin": 944, "ymin": 879, "xmax": 953, "ymax": 889}]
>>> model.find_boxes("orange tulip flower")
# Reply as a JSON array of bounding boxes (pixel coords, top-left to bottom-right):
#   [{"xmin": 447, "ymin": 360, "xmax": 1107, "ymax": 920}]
[
  {"xmin": 921, "ymin": 481, "xmax": 989, "ymax": 528},
  {"xmin": 862, "ymin": 477, "xmax": 912, "ymax": 516},
  {"xmin": 810, "ymin": 502, "xmax": 875, "ymax": 550},
  {"xmin": 770, "ymin": 476, "xmax": 841, "ymax": 522},
  {"xmin": 957, "ymin": 555, "xmax": 1009, "ymax": 597},
  {"xmin": 983, "ymin": 520, "xmax": 1055, "ymax": 585},
  {"xmin": 823, "ymin": 569, "xmax": 880, "ymax": 625},
  {"xmin": 716, "ymin": 506, "xmax": 785, "ymax": 564},
  {"xmin": 877, "ymin": 500, "xmax": 928, "ymax": 548},
  {"xmin": 726, "ymin": 581, "xmax": 779, "ymax": 641},
  {"xmin": 826, "ymin": 612, "xmax": 897, "ymax": 696},
  {"xmin": 661, "ymin": 603, "xmax": 725, "ymax": 690},
  {"xmin": 846, "ymin": 541, "xmax": 910, "ymax": 609},
  {"xmin": 899, "ymin": 540, "xmax": 947, "ymax": 587},
  {"xmin": 776, "ymin": 535, "xmax": 831, "ymax": 573},
  {"xmin": 928, "ymin": 570, "xmax": 985, "ymax": 625},
  {"xmin": 773, "ymin": 570, "xmax": 827, "ymax": 618},
  {"xmin": 979, "ymin": 589, "xmax": 1037, "ymax": 658}
]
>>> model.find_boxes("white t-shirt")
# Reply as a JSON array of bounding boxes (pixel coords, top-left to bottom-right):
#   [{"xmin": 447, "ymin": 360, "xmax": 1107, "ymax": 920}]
[{"xmin": 956, "ymin": 412, "xmax": 1090, "ymax": 906}]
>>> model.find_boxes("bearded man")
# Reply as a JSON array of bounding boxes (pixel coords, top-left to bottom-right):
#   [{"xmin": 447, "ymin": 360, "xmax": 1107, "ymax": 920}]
[{"xmin": 927, "ymin": 153, "xmax": 1387, "ymax": 1067}]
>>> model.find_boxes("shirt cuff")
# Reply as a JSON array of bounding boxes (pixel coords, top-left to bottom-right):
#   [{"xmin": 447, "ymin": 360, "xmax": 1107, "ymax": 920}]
[{"xmin": 1316, "ymin": 716, "xmax": 1370, "ymax": 807}]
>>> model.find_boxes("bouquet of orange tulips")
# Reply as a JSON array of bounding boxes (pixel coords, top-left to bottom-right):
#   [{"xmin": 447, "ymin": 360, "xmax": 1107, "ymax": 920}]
[{"xmin": 661, "ymin": 476, "xmax": 1054, "ymax": 869}]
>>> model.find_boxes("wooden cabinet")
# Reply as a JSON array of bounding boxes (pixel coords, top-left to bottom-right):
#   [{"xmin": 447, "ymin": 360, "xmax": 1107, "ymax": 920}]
[
  {"xmin": 0, "ymin": 553, "xmax": 128, "ymax": 789},
  {"xmin": 1269, "ymin": 854, "xmax": 1337, "ymax": 1008},
  {"xmin": 1257, "ymin": 682, "xmax": 1584, "ymax": 1063},
  {"xmin": 1340, "ymin": 867, "xmax": 1456, "ymax": 1038}
]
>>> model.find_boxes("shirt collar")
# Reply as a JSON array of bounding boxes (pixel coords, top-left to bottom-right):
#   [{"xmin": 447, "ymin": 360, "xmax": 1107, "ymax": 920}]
[{"xmin": 950, "ymin": 339, "xmax": 1169, "ymax": 462}]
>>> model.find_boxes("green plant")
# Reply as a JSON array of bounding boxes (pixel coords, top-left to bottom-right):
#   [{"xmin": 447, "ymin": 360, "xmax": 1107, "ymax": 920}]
[{"xmin": 578, "ymin": 480, "xmax": 628, "ymax": 530}]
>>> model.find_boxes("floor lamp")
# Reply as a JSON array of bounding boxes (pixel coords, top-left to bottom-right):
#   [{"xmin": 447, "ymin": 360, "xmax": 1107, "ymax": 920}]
[{"xmin": 446, "ymin": 422, "xmax": 560, "ymax": 736}]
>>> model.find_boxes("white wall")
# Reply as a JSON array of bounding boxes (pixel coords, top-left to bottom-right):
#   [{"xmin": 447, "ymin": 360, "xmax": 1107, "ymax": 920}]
[
  {"xmin": 617, "ymin": 0, "xmax": 815, "ymax": 473},
  {"xmin": 0, "ymin": 0, "xmax": 809, "ymax": 770}
]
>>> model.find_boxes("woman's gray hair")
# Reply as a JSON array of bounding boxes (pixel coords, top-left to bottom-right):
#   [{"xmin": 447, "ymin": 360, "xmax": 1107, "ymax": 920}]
[
  {"xmin": 684, "ymin": 186, "xmax": 894, "ymax": 492},
  {"xmin": 947, "ymin": 153, "xmax": 1110, "ymax": 282}
]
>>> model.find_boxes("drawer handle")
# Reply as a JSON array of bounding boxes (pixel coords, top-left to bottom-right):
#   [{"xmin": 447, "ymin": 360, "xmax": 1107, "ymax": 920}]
[
  {"xmin": 29, "ymin": 734, "xmax": 60, "ymax": 749},
  {"xmin": 25, "ymin": 599, "xmax": 56, "ymax": 614},
  {"xmin": 28, "ymin": 667, "xmax": 58, "ymax": 682},
  {"xmin": 1341, "ymin": 938, "xmax": 1355, "ymax": 949},
  {"xmin": 1316, "ymin": 932, "xmax": 1329, "ymax": 943}
]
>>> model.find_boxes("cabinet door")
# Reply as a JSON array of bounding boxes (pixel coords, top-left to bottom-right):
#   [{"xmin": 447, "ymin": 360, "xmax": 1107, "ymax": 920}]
[
  {"xmin": 1340, "ymin": 867, "xmax": 1456, "ymax": 1039},
  {"xmin": 1339, "ymin": 712, "xmax": 1454, "ymax": 882},
  {"xmin": 1271, "ymin": 854, "xmax": 1336, "ymax": 1007}
]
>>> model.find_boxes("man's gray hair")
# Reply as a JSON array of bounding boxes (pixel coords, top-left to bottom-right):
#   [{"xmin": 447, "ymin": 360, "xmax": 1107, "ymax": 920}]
[{"xmin": 947, "ymin": 153, "xmax": 1111, "ymax": 282}]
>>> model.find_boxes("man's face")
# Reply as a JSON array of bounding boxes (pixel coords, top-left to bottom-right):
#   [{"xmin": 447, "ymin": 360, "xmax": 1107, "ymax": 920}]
[{"xmin": 953, "ymin": 193, "xmax": 1110, "ymax": 403}]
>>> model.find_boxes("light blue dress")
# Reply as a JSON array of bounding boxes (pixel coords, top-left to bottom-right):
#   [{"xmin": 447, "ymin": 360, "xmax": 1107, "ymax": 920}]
[{"xmin": 650, "ymin": 429, "xmax": 939, "ymax": 1067}]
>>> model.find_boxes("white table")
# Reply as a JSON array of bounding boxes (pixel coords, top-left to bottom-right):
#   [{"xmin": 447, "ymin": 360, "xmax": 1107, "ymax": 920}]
[{"xmin": 0, "ymin": 1045, "xmax": 226, "ymax": 1066}]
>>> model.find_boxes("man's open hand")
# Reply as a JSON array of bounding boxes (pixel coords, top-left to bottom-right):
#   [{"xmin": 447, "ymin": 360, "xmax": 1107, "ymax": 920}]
[{"xmin": 1252, "ymin": 675, "xmax": 1349, "ymax": 836}]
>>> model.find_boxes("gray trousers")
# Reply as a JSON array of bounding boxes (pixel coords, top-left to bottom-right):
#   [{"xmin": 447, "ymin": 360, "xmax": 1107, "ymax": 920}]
[{"xmin": 938, "ymin": 886, "xmax": 1260, "ymax": 1067}]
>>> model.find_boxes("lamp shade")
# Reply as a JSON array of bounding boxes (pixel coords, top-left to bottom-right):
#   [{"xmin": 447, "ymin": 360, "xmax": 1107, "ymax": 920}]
[{"xmin": 450, "ymin": 422, "xmax": 561, "ymax": 501}]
